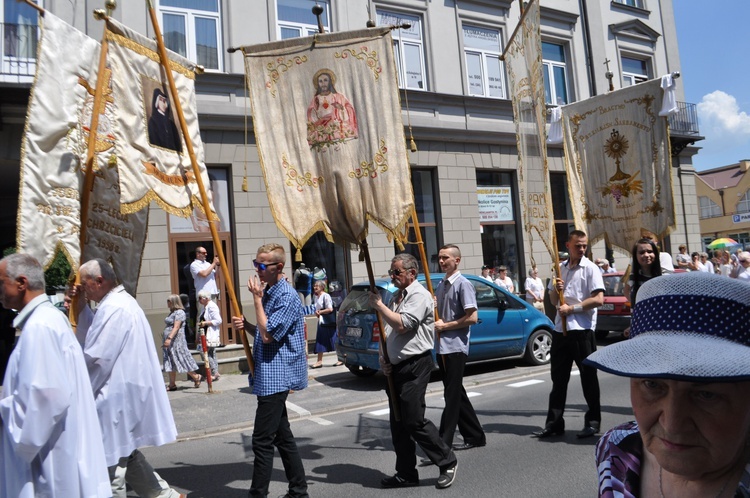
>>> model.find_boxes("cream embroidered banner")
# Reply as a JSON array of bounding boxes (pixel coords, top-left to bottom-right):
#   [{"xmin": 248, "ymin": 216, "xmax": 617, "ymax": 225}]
[
  {"xmin": 104, "ymin": 18, "xmax": 215, "ymax": 219},
  {"xmin": 240, "ymin": 27, "xmax": 414, "ymax": 252},
  {"xmin": 504, "ymin": 0, "xmax": 556, "ymax": 266},
  {"xmin": 16, "ymin": 13, "xmax": 148, "ymax": 294},
  {"xmin": 562, "ymin": 78, "xmax": 675, "ymax": 253}
]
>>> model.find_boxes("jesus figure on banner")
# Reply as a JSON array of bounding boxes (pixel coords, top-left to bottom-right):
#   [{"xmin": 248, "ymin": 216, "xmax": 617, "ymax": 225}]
[{"xmin": 306, "ymin": 68, "xmax": 358, "ymax": 151}]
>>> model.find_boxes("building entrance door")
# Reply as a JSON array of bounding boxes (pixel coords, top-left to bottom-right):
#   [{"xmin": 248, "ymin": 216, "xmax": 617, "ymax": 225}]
[{"xmin": 170, "ymin": 236, "xmax": 236, "ymax": 347}]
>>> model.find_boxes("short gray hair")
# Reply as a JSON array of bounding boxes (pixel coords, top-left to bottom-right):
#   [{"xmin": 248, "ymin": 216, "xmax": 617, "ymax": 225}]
[
  {"xmin": 197, "ymin": 289, "xmax": 213, "ymax": 300},
  {"xmin": 2, "ymin": 253, "xmax": 45, "ymax": 291},
  {"xmin": 79, "ymin": 258, "xmax": 117, "ymax": 283},
  {"xmin": 392, "ymin": 252, "xmax": 418, "ymax": 272}
]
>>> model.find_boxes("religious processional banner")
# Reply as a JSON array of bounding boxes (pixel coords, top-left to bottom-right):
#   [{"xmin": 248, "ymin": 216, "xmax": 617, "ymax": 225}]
[
  {"xmin": 561, "ymin": 78, "xmax": 675, "ymax": 253},
  {"xmin": 16, "ymin": 13, "xmax": 147, "ymax": 294},
  {"xmin": 241, "ymin": 27, "xmax": 414, "ymax": 252},
  {"xmin": 504, "ymin": 0, "xmax": 556, "ymax": 266},
  {"xmin": 104, "ymin": 18, "xmax": 215, "ymax": 219}
]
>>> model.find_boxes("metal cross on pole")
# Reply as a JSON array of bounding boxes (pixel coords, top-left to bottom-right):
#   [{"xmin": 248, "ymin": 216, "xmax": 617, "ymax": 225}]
[{"xmin": 604, "ymin": 58, "xmax": 615, "ymax": 92}]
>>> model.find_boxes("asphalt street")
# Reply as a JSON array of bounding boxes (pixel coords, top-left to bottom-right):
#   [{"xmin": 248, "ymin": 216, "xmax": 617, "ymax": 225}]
[{"xmin": 148, "ymin": 348, "xmax": 635, "ymax": 497}]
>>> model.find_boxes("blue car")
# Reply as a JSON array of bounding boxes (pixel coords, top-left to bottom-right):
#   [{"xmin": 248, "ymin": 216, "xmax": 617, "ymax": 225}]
[{"xmin": 336, "ymin": 273, "xmax": 554, "ymax": 377}]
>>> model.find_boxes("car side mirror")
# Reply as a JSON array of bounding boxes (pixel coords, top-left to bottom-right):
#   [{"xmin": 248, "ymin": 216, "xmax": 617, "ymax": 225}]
[{"xmin": 498, "ymin": 299, "xmax": 508, "ymax": 311}]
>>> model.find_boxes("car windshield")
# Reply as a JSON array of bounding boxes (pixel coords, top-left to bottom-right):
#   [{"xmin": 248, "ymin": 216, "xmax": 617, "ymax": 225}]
[
  {"xmin": 602, "ymin": 274, "xmax": 626, "ymax": 297},
  {"xmin": 339, "ymin": 286, "xmax": 394, "ymax": 314}
]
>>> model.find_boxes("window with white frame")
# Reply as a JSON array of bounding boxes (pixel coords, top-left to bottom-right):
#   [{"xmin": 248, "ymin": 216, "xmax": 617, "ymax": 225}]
[
  {"xmin": 738, "ymin": 190, "xmax": 750, "ymax": 214},
  {"xmin": 159, "ymin": 0, "xmax": 222, "ymax": 71},
  {"xmin": 542, "ymin": 42, "xmax": 569, "ymax": 105},
  {"xmin": 699, "ymin": 196, "xmax": 722, "ymax": 219},
  {"xmin": 377, "ymin": 10, "xmax": 427, "ymax": 90},
  {"xmin": 277, "ymin": 0, "xmax": 329, "ymax": 39},
  {"xmin": 463, "ymin": 25, "xmax": 505, "ymax": 98},
  {"xmin": 613, "ymin": 0, "xmax": 645, "ymax": 8},
  {"xmin": 621, "ymin": 56, "xmax": 649, "ymax": 86}
]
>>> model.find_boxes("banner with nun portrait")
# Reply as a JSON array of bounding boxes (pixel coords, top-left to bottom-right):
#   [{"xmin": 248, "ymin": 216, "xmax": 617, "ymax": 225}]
[
  {"xmin": 104, "ymin": 18, "xmax": 215, "ymax": 219},
  {"xmin": 240, "ymin": 27, "xmax": 414, "ymax": 252}
]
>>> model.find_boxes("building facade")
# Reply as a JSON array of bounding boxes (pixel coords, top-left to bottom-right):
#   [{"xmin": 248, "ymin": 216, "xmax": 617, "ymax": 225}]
[
  {"xmin": 0, "ymin": 0, "xmax": 703, "ymax": 347},
  {"xmin": 696, "ymin": 160, "xmax": 750, "ymax": 251}
]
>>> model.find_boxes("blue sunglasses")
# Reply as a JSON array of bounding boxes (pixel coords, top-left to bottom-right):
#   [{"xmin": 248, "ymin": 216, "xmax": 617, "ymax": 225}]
[{"xmin": 253, "ymin": 260, "xmax": 280, "ymax": 271}]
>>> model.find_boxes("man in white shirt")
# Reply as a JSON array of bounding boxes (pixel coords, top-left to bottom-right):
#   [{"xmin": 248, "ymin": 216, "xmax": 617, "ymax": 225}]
[
  {"xmin": 0, "ymin": 254, "xmax": 110, "ymax": 498},
  {"xmin": 190, "ymin": 246, "xmax": 220, "ymax": 315},
  {"xmin": 533, "ymin": 230, "xmax": 604, "ymax": 440},
  {"xmin": 75, "ymin": 259, "xmax": 184, "ymax": 498}
]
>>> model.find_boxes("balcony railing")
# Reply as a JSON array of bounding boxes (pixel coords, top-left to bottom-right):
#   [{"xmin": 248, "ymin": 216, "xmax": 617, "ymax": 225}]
[
  {"xmin": 1, "ymin": 22, "xmax": 38, "ymax": 81},
  {"xmin": 668, "ymin": 101, "xmax": 700, "ymax": 135}
]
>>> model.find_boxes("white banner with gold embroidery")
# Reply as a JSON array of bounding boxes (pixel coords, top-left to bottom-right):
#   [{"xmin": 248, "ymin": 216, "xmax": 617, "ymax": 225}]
[
  {"xmin": 504, "ymin": 0, "xmax": 556, "ymax": 266},
  {"xmin": 16, "ymin": 13, "xmax": 148, "ymax": 294},
  {"xmin": 562, "ymin": 78, "xmax": 675, "ymax": 253},
  {"xmin": 104, "ymin": 18, "xmax": 214, "ymax": 219},
  {"xmin": 240, "ymin": 27, "xmax": 414, "ymax": 251}
]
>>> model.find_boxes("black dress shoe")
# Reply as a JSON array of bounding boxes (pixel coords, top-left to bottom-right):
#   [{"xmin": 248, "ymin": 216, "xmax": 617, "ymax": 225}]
[
  {"xmin": 381, "ymin": 474, "xmax": 419, "ymax": 488},
  {"xmin": 532, "ymin": 427, "xmax": 565, "ymax": 438},
  {"xmin": 453, "ymin": 441, "xmax": 486, "ymax": 451},
  {"xmin": 576, "ymin": 425, "xmax": 599, "ymax": 439}
]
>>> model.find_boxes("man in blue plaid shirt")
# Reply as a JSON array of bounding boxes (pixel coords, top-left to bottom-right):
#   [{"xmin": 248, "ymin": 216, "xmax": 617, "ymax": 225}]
[{"xmin": 233, "ymin": 243, "xmax": 308, "ymax": 497}]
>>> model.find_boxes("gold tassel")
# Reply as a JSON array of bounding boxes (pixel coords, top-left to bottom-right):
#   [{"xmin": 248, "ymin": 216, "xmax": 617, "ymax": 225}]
[
  {"xmin": 295, "ymin": 248, "xmax": 302, "ymax": 262},
  {"xmin": 410, "ymin": 138, "xmax": 417, "ymax": 153},
  {"xmin": 242, "ymin": 176, "xmax": 248, "ymax": 192},
  {"xmin": 108, "ymin": 154, "xmax": 117, "ymax": 167}
]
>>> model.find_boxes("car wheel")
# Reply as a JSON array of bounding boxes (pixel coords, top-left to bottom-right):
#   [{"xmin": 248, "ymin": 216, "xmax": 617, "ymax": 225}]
[
  {"xmin": 595, "ymin": 330, "xmax": 609, "ymax": 340},
  {"xmin": 524, "ymin": 329, "xmax": 552, "ymax": 366},
  {"xmin": 347, "ymin": 365, "xmax": 378, "ymax": 377}
]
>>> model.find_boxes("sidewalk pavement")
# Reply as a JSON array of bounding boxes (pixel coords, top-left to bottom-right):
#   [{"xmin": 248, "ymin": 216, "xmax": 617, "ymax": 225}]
[{"xmin": 165, "ymin": 353, "xmax": 550, "ymax": 441}]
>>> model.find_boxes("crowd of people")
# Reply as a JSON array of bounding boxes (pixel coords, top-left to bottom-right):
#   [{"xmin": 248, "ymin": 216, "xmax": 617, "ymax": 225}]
[{"xmin": 2, "ymin": 233, "xmax": 749, "ymax": 496}]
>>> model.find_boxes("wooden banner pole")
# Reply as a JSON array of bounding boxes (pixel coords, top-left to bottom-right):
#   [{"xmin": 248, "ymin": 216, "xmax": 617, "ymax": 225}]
[
  {"xmin": 361, "ymin": 240, "xmax": 400, "ymax": 421},
  {"xmin": 145, "ymin": 1, "xmax": 254, "ymax": 374}
]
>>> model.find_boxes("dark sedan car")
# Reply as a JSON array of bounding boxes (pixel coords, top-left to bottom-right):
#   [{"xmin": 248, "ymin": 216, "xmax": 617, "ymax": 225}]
[{"xmin": 336, "ymin": 273, "xmax": 554, "ymax": 377}]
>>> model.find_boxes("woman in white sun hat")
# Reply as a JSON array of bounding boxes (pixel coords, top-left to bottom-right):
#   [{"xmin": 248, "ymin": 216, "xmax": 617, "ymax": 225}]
[{"xmin": 585, "ymin": 272, "xmax": 750, "ymax": 498}]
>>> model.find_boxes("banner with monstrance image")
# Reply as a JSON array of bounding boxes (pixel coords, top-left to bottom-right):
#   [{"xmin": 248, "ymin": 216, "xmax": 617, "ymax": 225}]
[
  {"xmin": 561, "ymin": 78, "xmax": 675, "ymax": 253},
  {"xmin": 240, "ymin": 27, "xmax": 414, "ymax": 254}
]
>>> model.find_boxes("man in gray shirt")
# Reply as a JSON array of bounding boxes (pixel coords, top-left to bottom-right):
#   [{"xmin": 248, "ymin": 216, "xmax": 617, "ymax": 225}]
[
  {"xmin": 369, "ymin": 253, "xmax": 458, "ymax": 489},
  {"xmin": 435, "ymin": 244, "xmax": 485, "ymax": 450}
]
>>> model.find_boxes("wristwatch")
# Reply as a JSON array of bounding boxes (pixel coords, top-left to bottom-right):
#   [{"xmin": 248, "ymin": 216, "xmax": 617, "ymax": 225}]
[{"xmin": 573, "ymin": 305, "xmax": 583, "ymax": 313}]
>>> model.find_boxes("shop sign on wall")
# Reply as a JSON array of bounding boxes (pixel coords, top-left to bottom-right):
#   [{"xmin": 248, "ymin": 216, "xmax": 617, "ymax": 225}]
[{"xmin": 478, "ymin": 186, "xmax": 513, "ymax": 222}]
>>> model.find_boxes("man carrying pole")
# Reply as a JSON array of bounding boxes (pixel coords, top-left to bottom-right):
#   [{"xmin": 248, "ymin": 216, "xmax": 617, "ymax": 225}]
[
  {"xmin": 369, "ymin": 253, "xmax": 458, "ymax": 489},
  {"xmin": 232, "ymin": 243, "xmax": 308, "ymax": 498},
  {"xmin": 533, "ymin": 230, "xmax": 604, "ymax": 439}
]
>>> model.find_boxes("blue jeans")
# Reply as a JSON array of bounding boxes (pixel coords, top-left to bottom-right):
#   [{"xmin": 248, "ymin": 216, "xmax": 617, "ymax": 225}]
[{"xmin": 249, "ymin": 390, "xmax": 308, "ymax": 497}]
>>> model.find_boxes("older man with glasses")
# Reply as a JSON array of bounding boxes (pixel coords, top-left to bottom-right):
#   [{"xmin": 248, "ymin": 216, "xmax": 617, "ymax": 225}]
[{"xmin": 369, "ymin": 253, "xmax": 458, "ymax": 489}]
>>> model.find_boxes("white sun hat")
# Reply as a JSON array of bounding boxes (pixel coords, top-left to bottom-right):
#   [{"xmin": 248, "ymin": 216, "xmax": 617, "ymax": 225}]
[{"xmin": 584, "ymin": 272, "xmax": 750, "ymax": 381}]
